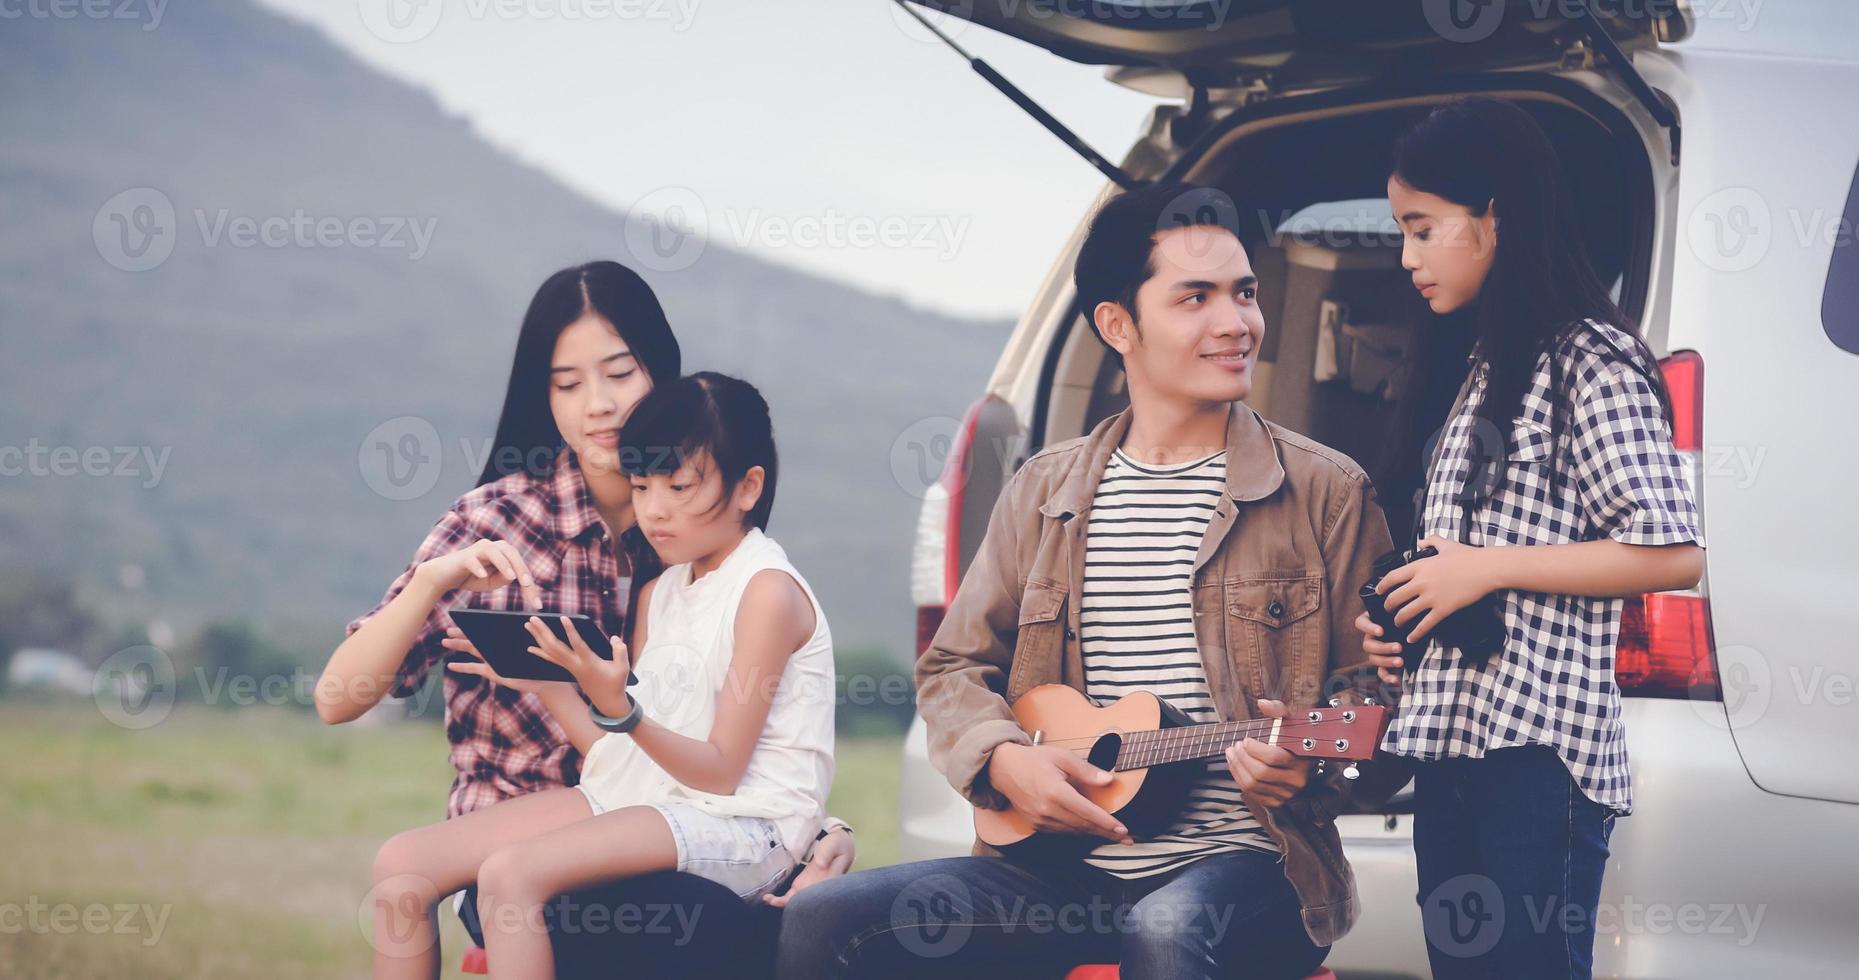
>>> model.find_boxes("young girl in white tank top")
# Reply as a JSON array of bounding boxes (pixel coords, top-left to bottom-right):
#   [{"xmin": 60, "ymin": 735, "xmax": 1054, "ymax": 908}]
[{"xmin": 370, "ymin": 372, "xmax": 834, "ymax": 980}]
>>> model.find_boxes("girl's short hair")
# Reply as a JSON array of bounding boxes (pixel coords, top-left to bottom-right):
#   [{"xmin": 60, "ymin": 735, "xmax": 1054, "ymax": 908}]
[{"xmin": 617, "ymin": 372, "xmax": 778, "ymax": 531}]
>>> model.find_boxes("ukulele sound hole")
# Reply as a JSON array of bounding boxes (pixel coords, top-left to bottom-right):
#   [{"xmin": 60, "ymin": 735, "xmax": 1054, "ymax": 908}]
[{"xmin": 1088, "ymin": 732, "xmax": 1124, "ymax": 771}]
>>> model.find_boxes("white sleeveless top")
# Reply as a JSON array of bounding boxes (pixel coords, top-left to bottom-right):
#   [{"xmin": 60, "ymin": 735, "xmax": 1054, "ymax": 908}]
[{"xmin": 577, "ymin": 527, "xmax": 835, "ymax": 856}]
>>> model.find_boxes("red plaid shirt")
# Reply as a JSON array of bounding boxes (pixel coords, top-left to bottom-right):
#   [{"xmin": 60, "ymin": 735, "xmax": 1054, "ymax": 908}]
[{"xmin": 348, "ymin": 450, "xmax": 631, "ymax": 817}]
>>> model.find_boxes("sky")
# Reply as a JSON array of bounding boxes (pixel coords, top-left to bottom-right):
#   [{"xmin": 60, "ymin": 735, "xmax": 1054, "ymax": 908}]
[{"xmin": 255, "ymin": 0, "xmax": 1168, "ymax": 321}]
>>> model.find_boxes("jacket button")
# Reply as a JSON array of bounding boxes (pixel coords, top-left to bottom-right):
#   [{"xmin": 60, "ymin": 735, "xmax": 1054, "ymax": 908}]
[
  {"xmin": 1064, "ymin": 627, "xmax": 1076, "ymax": 640},
  {"xmin": 1268, "ymin": 600, "xmax": 1285, "ymax": 619}
]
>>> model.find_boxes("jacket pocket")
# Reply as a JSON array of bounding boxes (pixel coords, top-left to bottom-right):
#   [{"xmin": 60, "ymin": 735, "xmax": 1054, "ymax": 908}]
[
  {"xmin": 1008, "ymin": 579, "xmax": 1067, "ymax": 700},
  {"xmin": 1225, "ymin": 572, "xmax": 1324, "ymax": 703},
  {"xmin": 1508, "ymin": 419, "xmax": 1554, "ymax": 464}
]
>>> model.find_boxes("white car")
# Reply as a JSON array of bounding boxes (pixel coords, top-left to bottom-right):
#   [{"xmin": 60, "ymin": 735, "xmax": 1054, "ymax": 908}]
[{"xmin": 895, "ymin": 2, "xmax": 1859, "ymax": 976}]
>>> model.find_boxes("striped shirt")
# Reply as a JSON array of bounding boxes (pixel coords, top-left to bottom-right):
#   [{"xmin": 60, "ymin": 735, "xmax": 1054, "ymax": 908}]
[{"xmin": 1081, "ymin": 447, "xmax": 1278, "ymax": 878}]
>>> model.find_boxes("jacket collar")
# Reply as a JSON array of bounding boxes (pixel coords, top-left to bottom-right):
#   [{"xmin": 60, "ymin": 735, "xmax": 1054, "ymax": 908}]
[{"xmin": 1038, "ymin": 402, "xmax": 1286, "ymax": 519}]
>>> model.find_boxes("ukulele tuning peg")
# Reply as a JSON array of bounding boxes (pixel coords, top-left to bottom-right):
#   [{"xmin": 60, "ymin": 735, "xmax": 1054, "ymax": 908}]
[
  {"xmin": 1343, "ymin": 764, "xmax": 1361, "ymax": 781},
  {"xmin": 1313, "ymin": 760, "xmax": 1328, "ymax": 776},
  {"xmin": 1328, "ymin": 697, "xmax": 1342, "ymax": 707}
]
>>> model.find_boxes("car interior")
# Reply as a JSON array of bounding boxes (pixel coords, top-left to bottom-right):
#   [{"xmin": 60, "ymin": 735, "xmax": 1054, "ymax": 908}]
[{"xmin": 1048, "ymin": 92, "xmax": 1649, "ymax": 543}]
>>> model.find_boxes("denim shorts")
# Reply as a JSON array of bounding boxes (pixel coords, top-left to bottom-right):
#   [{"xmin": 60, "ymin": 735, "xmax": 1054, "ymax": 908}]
[{"xmin": 646, "ymin": 803, "xmax": 795, "ymax": 902}]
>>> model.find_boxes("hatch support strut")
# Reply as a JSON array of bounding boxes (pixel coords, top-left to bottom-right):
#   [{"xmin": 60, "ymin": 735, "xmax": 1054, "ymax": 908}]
[
  {"xmin": 892, "ymin": 0, "xmax": 1141, "ymax": 190},
  {"xmin": 1572, "ymin": 0, "xmax": 1682, "ymax": 164}
]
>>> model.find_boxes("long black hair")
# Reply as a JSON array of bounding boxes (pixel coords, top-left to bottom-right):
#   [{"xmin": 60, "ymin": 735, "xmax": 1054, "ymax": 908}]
[
  {"xmin": 476, "ymin": 261, "xmax": 682, "ymax": 487},
  {"xmin": 477, "ymin": 261, "xmax": 682, "ymax": 636},
  {"xmin": 1392, "ymin": 97, "xmax": 1669, "ymax": 487},
  {"xmin": 618, "ymin": 372, "xmax": 778, "ymax": 532}
]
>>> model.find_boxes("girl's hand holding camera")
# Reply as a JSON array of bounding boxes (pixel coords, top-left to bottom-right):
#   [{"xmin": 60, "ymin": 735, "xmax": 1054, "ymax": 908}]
[{"xmin": 1355, "ymin": 536, "xmax": 1498, "ymax": 685}]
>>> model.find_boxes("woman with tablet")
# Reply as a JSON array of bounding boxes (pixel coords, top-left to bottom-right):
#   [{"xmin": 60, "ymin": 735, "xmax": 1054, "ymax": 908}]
[
  {"xmin": 314, "ymin": 263, "xmax": 852, "ymax": 976},
  {"xmin": 375, "ymin": 372, "xmax": 836, "ymax": 978}
]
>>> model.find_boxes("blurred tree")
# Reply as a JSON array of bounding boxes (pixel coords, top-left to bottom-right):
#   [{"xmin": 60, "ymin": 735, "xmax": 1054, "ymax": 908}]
[{"xmin": 0, "ymin": 569, "xmax": 101, "ymax": 693}]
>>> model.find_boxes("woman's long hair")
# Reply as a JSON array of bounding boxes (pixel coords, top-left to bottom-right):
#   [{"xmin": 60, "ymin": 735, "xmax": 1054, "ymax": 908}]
[
  {"xmin": 1392, "ymin": 98, "xmax": 1669, "ymax": 483},
  {"xmin": 477, "ymin": 261, "xmax": 682, "ymax": 634}
]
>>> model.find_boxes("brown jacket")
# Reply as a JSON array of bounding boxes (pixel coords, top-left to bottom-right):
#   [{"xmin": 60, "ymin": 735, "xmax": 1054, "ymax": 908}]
[{"xmin": 914, "ymin": 402, "xmax": 1410, "ymax": 947}]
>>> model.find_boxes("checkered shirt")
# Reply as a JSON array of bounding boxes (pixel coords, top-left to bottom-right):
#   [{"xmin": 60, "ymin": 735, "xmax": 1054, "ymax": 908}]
[
  {"xmin": 1381, "ymin": 319, "xmax": 1704, "ymax": 813},
  {"xmin": 347, "ymin": 449, "xmax": 631, "ymax": 817}
]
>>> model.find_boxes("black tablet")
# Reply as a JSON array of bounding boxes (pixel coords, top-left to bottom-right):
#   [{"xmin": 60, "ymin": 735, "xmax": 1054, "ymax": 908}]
[{"xmin": 448, "ymin": 609, "xmax": 611, "ymax": 683}]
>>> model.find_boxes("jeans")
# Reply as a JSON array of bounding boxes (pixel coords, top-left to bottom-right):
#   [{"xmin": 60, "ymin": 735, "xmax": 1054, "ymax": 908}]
[
  {"xmin": 775, "ymin": 849, "xmax": 1327, "ymax": 980},
  {"xmin": 1411, "ymin": 744, "xmax": 1618, "ymax": 980}
]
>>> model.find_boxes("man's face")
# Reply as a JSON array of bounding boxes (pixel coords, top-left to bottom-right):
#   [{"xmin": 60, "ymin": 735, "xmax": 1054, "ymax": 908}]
[{"xmin": 1100, "ymin": 224, "xmax": 1265, "ymax": 405}]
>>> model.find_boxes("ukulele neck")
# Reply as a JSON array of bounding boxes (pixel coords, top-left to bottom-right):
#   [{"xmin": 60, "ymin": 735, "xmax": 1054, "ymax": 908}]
[{"xmin": 1114, "ymin": 717, "xmax": 1281, "ymax": 771}]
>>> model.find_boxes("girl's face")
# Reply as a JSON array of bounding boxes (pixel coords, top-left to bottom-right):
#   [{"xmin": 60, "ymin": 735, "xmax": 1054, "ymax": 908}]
[
  {"xmin": 1389, "ymin": 176, "xmax": 1498, "ymax": 315},
  {"xmin": 629, "ymin": 450, "xmax": 764, "ymax": 568},
  {"xmin": 549, "ymin": 313, "xmax": 653, "ymax": 474}
]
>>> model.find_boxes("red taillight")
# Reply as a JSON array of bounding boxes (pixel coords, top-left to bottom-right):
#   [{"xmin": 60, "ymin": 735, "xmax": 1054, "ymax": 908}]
[
  {"xmin": 1618, "ymin": 351, "xmax": 1714, "ymax": 699},
  {"xmin": 1617, "ymin": 593, "xmax": 1717, "ymax": 698},
  {"xmin": 1660, "ymin": 349, "xmax": 1703, "ymax": 452},
  {"xmin": 912, "ymin": 397, "xmax": 988, "ymax": 658}
]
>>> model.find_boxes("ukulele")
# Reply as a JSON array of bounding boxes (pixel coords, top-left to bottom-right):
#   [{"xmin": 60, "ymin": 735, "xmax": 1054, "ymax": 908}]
[{"xmin": 974, "ymin": 684, "xmax": 1389, "ymax": 858}]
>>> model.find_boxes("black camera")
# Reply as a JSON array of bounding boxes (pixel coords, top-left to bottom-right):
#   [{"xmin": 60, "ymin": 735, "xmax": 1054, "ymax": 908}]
[{"xmin": 1359, "ymin": 546, "xmax": 1507, "ymax": 672}]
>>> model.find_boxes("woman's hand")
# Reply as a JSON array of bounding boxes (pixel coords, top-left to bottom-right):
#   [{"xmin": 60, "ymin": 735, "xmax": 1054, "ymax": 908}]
[
  {"xmin": 1354, "ymin": 610, "xmax": 1408, "ymax": 687},
  {"xmin": 523, "ymin": 615, "xmax": 633, "ymax": 718},
  {"xmin": 1376, "ymin": 536, "xmax": 1498, "ymax": 644},
  {"xmin": 762, "ymin": 826, "xmax": 855, "ymax": 909},
  {"xmin": 442, "ymin": 627, "xmax": 576, "ymax": 701},
  {"xmin": 414, "ymin": 539, "xmax": 543, "ymax": 610}
]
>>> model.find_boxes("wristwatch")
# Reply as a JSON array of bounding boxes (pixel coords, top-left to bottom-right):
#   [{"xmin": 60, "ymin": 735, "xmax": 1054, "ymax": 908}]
[{"xmin": 589, "ymin": 693, "xmax": 643, "ymax": 734}]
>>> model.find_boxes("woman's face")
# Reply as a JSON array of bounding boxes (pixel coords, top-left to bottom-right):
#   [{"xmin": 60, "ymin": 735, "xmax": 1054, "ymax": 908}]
[
  {"xmin": 1389, "ymin": 176, "xmax": 1498, "ymax": 315},
  {"xmin": 549, "ymin": 313, "xmax": 653, "ymax": 474},
  {"xmin": 629, "ymin": 449, "xmax": 764, "ymax": 567}
]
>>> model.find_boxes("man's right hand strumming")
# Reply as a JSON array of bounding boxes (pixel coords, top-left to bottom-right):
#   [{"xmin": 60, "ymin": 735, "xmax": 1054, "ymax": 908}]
[{"xmin": 985, "ymin": 742, "xmax": 1134, "ymax": 845}]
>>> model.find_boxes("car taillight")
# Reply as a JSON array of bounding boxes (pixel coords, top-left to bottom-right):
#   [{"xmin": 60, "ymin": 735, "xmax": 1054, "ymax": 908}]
[
  {"xmin": 910, "ymin": 397, "xmax": 987, "ymax": 658},
  {"xmin": 1616, "ymin": 351, "xmax": 1717, "ymax": 699}
]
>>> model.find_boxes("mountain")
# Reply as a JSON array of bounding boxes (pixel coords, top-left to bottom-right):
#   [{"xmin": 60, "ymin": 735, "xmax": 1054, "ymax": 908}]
[{"xmin": 0, "ymin": 0, "xmax": 1009, "ymax": 661}]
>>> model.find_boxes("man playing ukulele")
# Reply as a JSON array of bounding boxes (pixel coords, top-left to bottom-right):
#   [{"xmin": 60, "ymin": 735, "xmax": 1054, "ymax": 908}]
[{"xmin": 779, "ymin": 184, "xmax": 1407, "ymax": 979}]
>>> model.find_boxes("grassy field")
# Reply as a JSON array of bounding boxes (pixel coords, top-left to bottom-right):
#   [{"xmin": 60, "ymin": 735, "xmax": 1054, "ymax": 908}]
[{"xmin": 0, "ymin": 701, "xmax": 903, "ymax": 979}]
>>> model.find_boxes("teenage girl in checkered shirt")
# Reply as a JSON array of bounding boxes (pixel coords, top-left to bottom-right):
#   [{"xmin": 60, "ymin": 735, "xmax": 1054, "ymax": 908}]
[{"xmin": 1358, "ymin": 98, "xmax": 1705, "ymax": 979}]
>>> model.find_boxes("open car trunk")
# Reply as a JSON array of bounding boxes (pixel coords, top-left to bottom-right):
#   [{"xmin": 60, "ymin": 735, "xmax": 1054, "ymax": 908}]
[
  {"xmin": 906, "ymin": 0, "xmax": 1691, "ymax": 93},
  {"xmin": 1054, "ymin": 85, "xmax": 1654, "ymax": 551}
]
